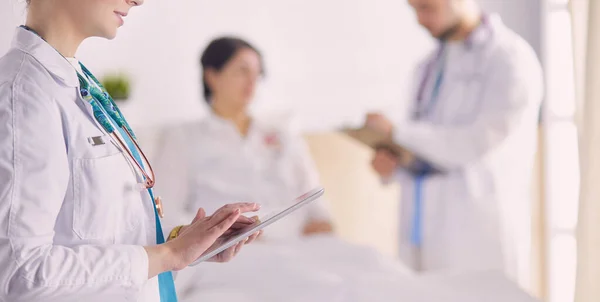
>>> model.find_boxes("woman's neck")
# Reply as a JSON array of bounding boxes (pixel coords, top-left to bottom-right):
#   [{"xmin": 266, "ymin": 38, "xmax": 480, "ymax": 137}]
[
  {"xmin": 211, "ymin": 102, "xmax": 251, "ymax": 137},
  {"xmin": 25, "ymin": 5, "xmax": 85, "ymax": 57}
]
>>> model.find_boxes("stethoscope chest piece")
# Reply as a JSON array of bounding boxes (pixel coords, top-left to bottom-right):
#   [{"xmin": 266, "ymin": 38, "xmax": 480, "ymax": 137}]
[{"xmin": 154, "ymin": 196, "xmax": 164, "ymax": 218}]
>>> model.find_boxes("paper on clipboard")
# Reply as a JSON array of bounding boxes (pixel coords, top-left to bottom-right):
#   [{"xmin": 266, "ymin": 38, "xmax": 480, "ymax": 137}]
[
  {"xmin": 341, "ymin": 127, "xmax": 442, "ymax": 175},
  {"xmin": 340, "ymin": 127, "xmax": 409, "ymax": 156}
]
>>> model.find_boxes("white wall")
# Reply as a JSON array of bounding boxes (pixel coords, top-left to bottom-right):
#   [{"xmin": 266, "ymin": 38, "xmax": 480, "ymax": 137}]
[
  {"xmin": 0, "ymin": 1, "xmax": 542, "ymax": 132},
  {"xmin": 0, "ymin": 0, "xmax": 432, "ymax": 131},
  {"xmin": 0, "ymin": 1, "xmax": 26, "ymax": 49},
  {"xmin": 479, "ymin": 0, "xmax": 542, "ymax": 57}
]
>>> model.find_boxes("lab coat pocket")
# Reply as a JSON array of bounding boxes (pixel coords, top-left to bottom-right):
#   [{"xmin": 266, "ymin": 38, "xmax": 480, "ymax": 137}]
[
  {"xmin": 72, "ymin": 152, "xmax": 141, "ymax": 241},
  {"xmin": 440, "ymin": 73, "xmax": 483, "ymax": 124},
  {"xmin": 463, "ymin": 166, "xmax": 495, "ymax": 201}
]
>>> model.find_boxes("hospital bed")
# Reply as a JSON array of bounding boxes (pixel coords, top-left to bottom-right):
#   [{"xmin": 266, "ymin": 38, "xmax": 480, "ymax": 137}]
[
  {"xmin": 174, "ymin": 236, "xmax": 538, "ymax": 302},
  {"xmin": 138, "ymin": 126, "xmax": 539, "ymax": 302}
]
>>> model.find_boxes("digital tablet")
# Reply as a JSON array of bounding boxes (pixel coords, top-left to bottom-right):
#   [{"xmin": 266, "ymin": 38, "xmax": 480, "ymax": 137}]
[{"xmin": 189, "ymin": 187, "xmax": 325, "ymax": 266}]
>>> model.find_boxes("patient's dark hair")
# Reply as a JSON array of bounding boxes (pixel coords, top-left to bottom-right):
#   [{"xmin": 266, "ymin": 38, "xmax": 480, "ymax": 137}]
[{"xmin": 200, "ymin": 37, "xmax": 263, "ymax": 103}]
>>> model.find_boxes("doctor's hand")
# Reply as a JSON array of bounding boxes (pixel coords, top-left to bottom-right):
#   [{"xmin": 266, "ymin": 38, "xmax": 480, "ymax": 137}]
[
  {"xmin": 365, "ymin": 113, "xmax": 394, "ymax": 137},
  {"xmin": 146, "ymin": 202, "xmax": 261, "ymax": 276},
  {"xmin": 204, "ymin": 213, "xmax": 263, "ymax": 263},
  {"xmin": 372, "ymin": 149, "xmax": 399, "ymax": 179}
]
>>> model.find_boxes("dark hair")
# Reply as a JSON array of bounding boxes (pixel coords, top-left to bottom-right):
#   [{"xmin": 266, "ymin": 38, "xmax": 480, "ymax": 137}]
[{"xmin": 200, "ymin": 36, "xmax": 263, "ymax": 103}]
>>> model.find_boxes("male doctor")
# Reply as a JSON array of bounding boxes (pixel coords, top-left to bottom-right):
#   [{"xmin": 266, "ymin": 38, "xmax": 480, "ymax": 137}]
[{"xmin": 366, "ymin": 0, "xmax": 543, "ymax": 281}]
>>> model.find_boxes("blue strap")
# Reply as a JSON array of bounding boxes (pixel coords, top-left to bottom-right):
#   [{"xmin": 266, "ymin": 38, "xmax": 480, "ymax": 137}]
[
  {"xmin": 410, "ymin": 53, "xmax": 446, "ymax": 248},
  {"xmin": 84, "ymin": 67, "xmax": 177, "ymax": 301},
  {"xmin": 410, "ymin": 174, "xmax": 425, "ymax": 246},
  {"xmin": 112, "ymin": 124, "xmax": 178, "ymax": 302},
  {"xmin": 422, "ymin": 53, "xmax": 446, "ymax": 116},
  {"xmin": 147, "ymin": 188, "xmax": 178, "ymax": 302}
]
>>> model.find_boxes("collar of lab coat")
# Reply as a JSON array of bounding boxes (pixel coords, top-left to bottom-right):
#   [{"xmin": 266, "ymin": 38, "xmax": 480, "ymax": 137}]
[
  {"xmin": 204, "ymin": 110, "xmax": 283, "ymax": 142},
  {"xmin": 11, "ymin": 27, "xmax": 79, "ymax": 88},
  {"xmin": 205, "ymin": 110, "xmax": 257, "ymax": 137},
  {"xmin": 464, "ymin": 13, "xmax": 503, "ymax": 50},
  {"xmin": 206, "ymin": 110, "xmax": 240, "ymax": 130}
]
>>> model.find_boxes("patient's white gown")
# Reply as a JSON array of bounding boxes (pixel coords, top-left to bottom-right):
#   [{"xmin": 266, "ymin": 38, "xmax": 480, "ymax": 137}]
[{"xmin": 151, "ymin": 112, "xmax": 331, "ymax": 240}]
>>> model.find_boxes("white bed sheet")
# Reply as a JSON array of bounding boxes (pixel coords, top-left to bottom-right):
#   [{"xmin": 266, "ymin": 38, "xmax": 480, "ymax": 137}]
[
  {"xmin": 420, "ymin": 270, "xmax": 538, "ymax": 302},
  {"xmin": 175, "ymin": 236, "xmax": 538, "ymax": 302}
]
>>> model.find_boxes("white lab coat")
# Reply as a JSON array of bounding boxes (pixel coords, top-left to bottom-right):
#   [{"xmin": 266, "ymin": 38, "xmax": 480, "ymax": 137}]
[
  {"xmin": 391, "ymin": 15, "xmax": 543, "ymax": 279},
  {"xmin": 151, "ymin": 112, "xmax": 331, "ymax": 241},
  {"xmin": 0, "ymin": 28, "xmax": 160, "ymax": 302}
]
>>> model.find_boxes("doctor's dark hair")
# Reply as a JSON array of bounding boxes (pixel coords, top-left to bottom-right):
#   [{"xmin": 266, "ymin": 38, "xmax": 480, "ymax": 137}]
[{"xmin": 200, "ymin": 36, "xmax": 263, "ymax": 103}]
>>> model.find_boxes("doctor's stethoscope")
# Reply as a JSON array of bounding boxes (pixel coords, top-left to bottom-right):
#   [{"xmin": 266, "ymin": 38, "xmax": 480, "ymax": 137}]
[
  {"xmin": 20, "ymin": 25, "xmax": 165, "ymax": 218},
  {"xmin": 412, "ymin": 14, "xmax": 494, "ymax": 120},
  {"xmin": 77, "ymin": 65, "xmax": 165, "ymax": 217},
  {"xmin": 407, "ymin": 15, "xmax": 495, "ymax": 254}
]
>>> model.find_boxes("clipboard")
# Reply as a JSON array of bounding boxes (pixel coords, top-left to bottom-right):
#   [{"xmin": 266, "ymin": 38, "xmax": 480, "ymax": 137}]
[
  {"xmin": 340, "ymin": 127, "xmax": 409, "ymax": 157},
  {"xmin": 341, "ymin": 127, "xmax": 443, "ymax": 175}
]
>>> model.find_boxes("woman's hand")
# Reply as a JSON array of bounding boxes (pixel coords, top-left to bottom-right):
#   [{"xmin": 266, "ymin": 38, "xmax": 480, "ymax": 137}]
[
  {"xmin": 158, "ymin": 202, "xmax": 261, "ymax": 272},
  {"xmin": 205, "ymin": 226, "xmax": 263, "ymax": 263},
  {"xmin": 183, "ymin": 211, "xmax": 262, "ymax": 263}
]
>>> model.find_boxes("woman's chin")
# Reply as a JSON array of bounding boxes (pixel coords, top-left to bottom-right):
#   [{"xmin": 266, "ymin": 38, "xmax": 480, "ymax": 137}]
[
  {"xmin": 240, "ymin": 96, "xmax": 255, "ymax": 106},
  {"xmin": 231, "ymin": 98, "xmax": 252, "ymax": 109},
  {"xmin": 104, "ymin": 30, "xmax": 118, "ymax": 40},
  {"xmin": 95, "ymin": 26, "xmax": 119, "ymax": 40}
]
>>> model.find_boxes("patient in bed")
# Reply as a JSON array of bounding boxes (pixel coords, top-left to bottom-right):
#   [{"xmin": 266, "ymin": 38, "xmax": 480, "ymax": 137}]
[{"xmin": 153, "ymin": 36, "xmax": 333, "ymax": 241}]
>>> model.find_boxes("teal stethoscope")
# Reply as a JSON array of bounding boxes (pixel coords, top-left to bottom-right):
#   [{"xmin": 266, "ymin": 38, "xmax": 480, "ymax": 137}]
[{"xmin": 20, "ymin": 25, "xmax": 178, "ymax": 302}]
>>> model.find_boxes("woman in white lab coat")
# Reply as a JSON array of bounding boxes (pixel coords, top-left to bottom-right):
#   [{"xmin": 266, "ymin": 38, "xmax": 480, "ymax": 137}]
[
  {"xmin": 0, "ymin": 1, "xmax": 261, "ymax": 302},
  {"xmin": 154, "ymin": 37, "xmax": 333, "ymax": 240}
]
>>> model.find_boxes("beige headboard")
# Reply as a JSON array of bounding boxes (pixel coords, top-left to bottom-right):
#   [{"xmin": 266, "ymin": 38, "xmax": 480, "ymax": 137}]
[
  {"xmin": 304, "ymin": 130, "xmax": 545, "ymax": 297},
  {"xmin": 303, "ymin": 132, "xmax": 400, "ymax": 258}
]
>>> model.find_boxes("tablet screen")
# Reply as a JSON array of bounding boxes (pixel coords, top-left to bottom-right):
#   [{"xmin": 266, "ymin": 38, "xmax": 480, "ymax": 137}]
[{"xmin": 189, "ymin": 187, "xmax": 325, "ymax": 265}]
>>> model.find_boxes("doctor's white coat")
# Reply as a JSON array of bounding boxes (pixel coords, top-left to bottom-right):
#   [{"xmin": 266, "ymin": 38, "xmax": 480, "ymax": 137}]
[
  {"xmin": 391, "ymin": 15, "xmax": 543, "ymax": 281},
  {"xmin": 0, "ymin": 28, "xmax": 160, "ymax": 302}
]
